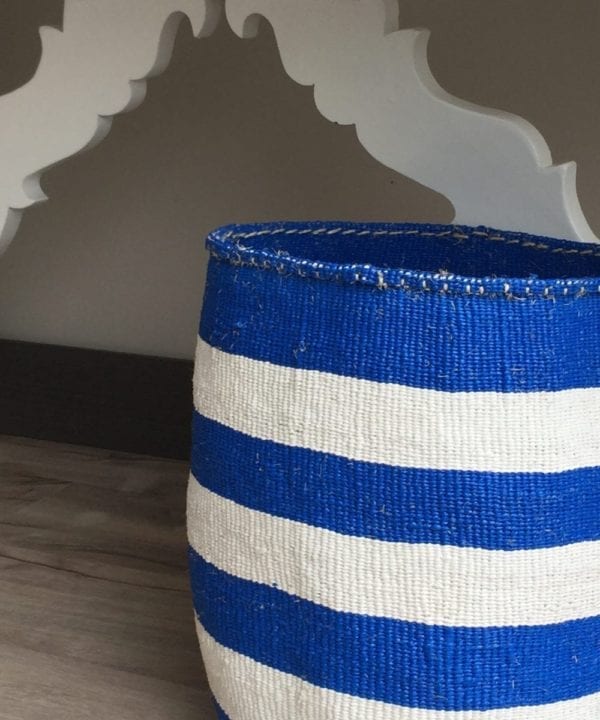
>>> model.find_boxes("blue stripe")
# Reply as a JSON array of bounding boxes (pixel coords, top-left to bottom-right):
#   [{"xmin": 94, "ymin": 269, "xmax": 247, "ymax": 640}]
[
  {"xmin": 191, "ymin": 413, "xmax": 600, "ymax": 551},
  {"xmin": 199, "ymin": 251, "xmax": 600, "ymax": 392},
  {"xmin": 189, "ymin": 551, "xmax": 600, "ymax": 711},
  {"xmin": 207, "ymin": 221, "xmax": 600, "ymax": 291},
  {"xmin": 214, "ymin": 700, "xmax": 230, "ymax": 719}
]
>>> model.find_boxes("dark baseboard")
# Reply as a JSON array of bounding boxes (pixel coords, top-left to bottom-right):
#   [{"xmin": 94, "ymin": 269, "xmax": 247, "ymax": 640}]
[{"xmin": 0, "ymin": 339, "xmax": 194, "ymax": 460}]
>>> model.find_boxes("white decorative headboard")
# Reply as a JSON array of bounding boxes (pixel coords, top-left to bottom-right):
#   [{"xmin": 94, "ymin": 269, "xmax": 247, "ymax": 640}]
[{"xmin": 0, "ymin": 0, "xmax": 596, "ymax": 253}]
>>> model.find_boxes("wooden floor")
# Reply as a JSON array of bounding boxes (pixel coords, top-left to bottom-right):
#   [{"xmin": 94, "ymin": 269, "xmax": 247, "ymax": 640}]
[{"xmin": 0, "ymin": 435, "xmax": 215, "ymax": 720}]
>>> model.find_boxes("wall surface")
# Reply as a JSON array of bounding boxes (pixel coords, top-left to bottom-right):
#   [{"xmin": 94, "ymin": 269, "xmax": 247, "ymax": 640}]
[{"xmin": 0, "ymin": 1, "xmax": 598, "ymax": 359}]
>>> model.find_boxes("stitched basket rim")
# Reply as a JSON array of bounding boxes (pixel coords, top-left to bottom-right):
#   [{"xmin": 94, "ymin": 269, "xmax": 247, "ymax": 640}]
[{"xmin": 206, "ymin": 221, "xmax": 600, "ymax": 300}]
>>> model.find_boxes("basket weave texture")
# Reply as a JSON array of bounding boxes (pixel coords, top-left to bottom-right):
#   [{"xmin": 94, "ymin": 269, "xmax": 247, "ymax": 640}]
[{"xmin": 188, "ymin": 221, "xmax": 600, "ymax": 719}]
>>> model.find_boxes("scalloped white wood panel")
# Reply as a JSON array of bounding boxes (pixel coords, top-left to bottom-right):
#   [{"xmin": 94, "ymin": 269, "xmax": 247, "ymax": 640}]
[
  {"xmin": 226, "ymin": 0, "xmax": 597, "ymax": 244},
  {"xmin": 0, "ymin": 0, "xmax": 596, "ymax": 254},
  {"xmin": 0, "ymin": 0, "xmax": 221, "ymax": 252}
]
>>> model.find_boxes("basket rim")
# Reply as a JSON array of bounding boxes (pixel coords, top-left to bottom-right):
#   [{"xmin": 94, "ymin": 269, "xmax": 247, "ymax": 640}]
[{"xmin": 206, "ymin": 220, "xmax": 600, "ymax": 300}]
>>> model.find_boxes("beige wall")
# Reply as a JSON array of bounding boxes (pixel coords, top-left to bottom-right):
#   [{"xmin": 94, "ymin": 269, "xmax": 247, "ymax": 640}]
[{"xmin": 0, "ymin": 1, "xmax": 598, "ymax": 359}]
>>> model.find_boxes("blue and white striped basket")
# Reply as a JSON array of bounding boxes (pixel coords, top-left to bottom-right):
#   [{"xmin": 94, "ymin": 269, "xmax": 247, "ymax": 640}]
[{"xmin": 188, "ymin": 220, "xmax": 600, "ymax": 719}]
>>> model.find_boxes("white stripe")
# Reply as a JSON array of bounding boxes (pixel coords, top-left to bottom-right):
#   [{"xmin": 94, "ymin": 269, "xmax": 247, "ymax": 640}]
[
  {"xmin": 196, "ymin": 620, "xmax": 600, "ymax": 720},
  {"xmin": 193, "ymin": 339, "xmax": 600, "ymax": 474},
  {"xmin": 188, "ymin": 478, "xmax": 600, "ymax": 627}
]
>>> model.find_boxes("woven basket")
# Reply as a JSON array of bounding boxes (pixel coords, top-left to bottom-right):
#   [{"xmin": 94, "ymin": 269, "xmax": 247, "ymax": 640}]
[{"xmin": 188, "ymin": 220, "xmax": 600, "ymax": 719}]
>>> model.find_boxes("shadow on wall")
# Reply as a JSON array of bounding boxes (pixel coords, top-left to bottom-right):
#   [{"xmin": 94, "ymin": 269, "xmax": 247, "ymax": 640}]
[
  {"xmin": 0, "ymin": 0, "xmax": 598, "ymax": 359},
  {"xmin": 0, "ymin": 0, "xmax": 64, "ymax": 93}
]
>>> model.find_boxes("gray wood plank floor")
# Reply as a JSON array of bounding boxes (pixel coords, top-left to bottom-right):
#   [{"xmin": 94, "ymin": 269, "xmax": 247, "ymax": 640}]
[{"xmin": 0, "ymin": 435, "xmax": 215, "ymax": 720}]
